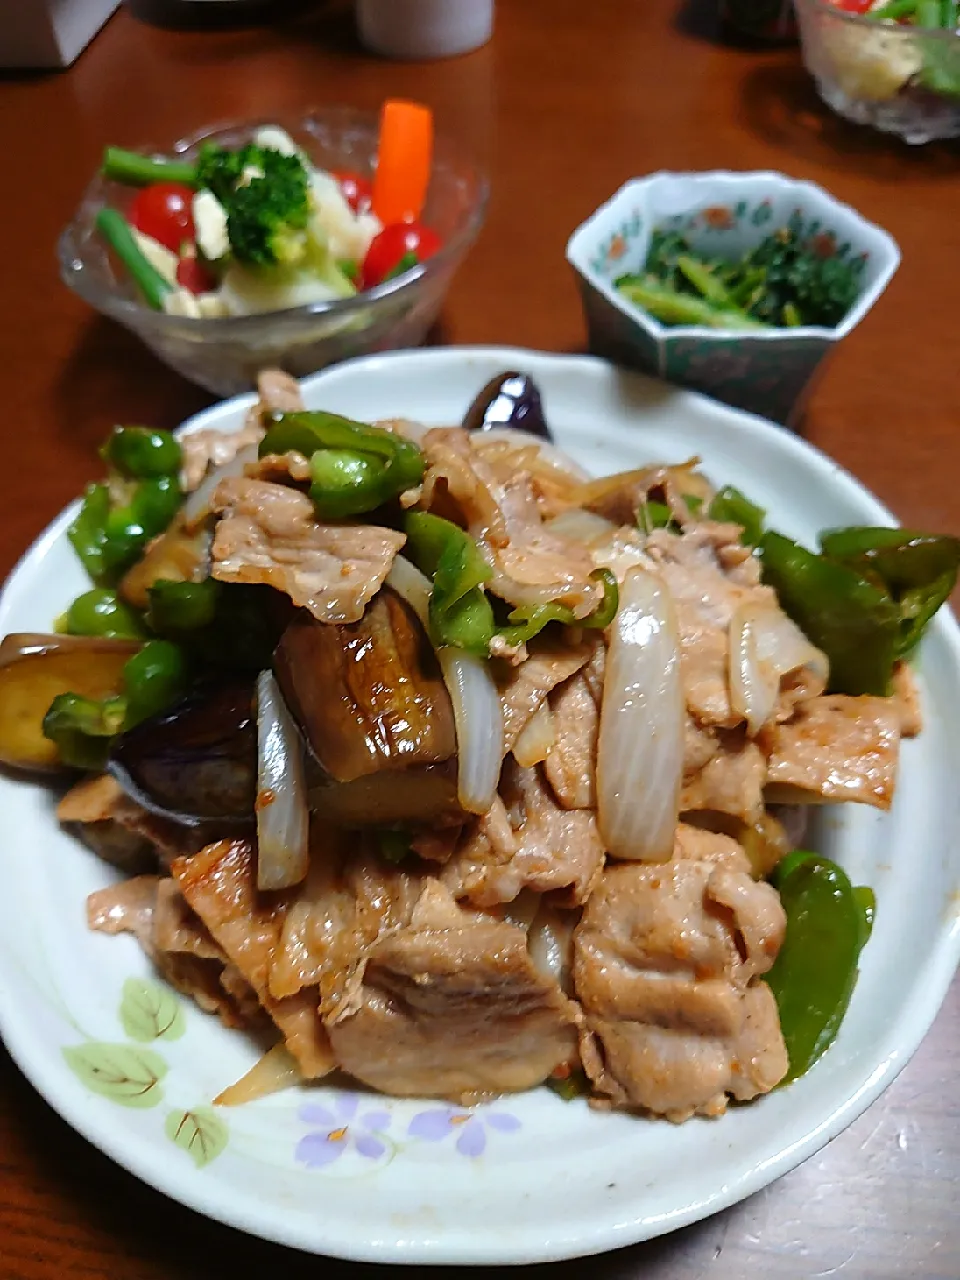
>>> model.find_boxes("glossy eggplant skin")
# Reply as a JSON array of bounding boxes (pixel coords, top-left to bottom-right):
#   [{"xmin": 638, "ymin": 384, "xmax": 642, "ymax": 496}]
[
  {"xmin": 275, "ymin": 592, "xmax": 457, "ymax": 784},
  {"xmin": 461, "ymin": 371, "xmax": 552, "ymax": 441},
  {"xmin": 108, "ymin": 682, "xmax": 257, "ymax": 829}
]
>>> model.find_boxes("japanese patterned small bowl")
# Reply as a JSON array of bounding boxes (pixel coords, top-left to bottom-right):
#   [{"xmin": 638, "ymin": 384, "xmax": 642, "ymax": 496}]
[{"xmin": 565, "ymin": 171, "xmax": 900, "ymax": 426}]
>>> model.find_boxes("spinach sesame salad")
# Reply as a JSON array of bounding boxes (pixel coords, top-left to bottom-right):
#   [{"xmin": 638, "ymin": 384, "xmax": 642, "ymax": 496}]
[{"xmin": 615, "ymin": 214, "xmax": 867, "ymax": 332}]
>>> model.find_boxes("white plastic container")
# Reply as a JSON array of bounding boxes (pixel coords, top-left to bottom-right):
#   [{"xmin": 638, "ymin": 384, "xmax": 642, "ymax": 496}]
[
  {"xmin": 356, "ymin": 0, "xmax": 493, "ymax": 60},
  {"xmin": 0, "ymin": 0, "xmax": 119, "ymax": 68}
]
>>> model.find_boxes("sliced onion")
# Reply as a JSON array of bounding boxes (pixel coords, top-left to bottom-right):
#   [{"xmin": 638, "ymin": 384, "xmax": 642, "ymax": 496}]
[
  {"xmin": 181, "ymin": 443, "xmax": 260, "ymax": 530},
  {"xmin": 513, "ymin": 701, "xmax": 555, "ymax": 767},
  {"xmin": 544, "ymin": 509, "xmax": 617, "ymax": 545},
  {"xmin": 256, "ymin": 670, "xmax": 309, "ymax": 890},
  {"xmin": 440, "ymin": 648, "xmax": 504, "ymax": 814},
  {"xmin": 385, "ymin": 554, "xmax": 432, "ymax": 625},
  {"xmin": 597, "ymin": 566, "xmax": 683, "ymax": 862},
  {"xmin": 387, "ymin": 555, "xmax": 505, "ymax": 816},
  {"xmin": 527, "ymin": 903, "xmax": 577, "ymax": 990},
  {"xmin": 214, "ymin": 1042, "xmax": 304, "ymax": 1107},
  {"xmin": 729, "ymin": 601, "xmax": 830, "ymax": 735}
]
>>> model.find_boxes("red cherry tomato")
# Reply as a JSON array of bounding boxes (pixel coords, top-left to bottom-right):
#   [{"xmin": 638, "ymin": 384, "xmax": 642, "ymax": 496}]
[
  {"xmin": 830, "ymin": 0, "xmax": 873, "ymax": 10},
  {"xmin": 176, "ymin": 256, "xmax": 217, "ymax": 295},
  {"xmin": 331, "ymin": 170, "xmax": 374, "ymax": 215},
  {"xmin": 129, "ymin": 183, "xmax": 196, "ymax": 254},
  {"xmin": 360, "ymin": 221, "xmax": 442, "ymax": 290}
]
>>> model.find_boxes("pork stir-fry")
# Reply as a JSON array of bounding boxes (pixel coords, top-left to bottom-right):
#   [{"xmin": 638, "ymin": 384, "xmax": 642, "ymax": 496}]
[{"xmin": 3, "ymin": 367, "xmax": 957, "ymax": 1122}]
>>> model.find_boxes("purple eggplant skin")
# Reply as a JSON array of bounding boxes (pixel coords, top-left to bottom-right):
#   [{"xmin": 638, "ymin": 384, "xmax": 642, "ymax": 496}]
[
  {"xmin": 461, "ymin": 371, "xmax": 552, "ymax": 441},
  {"xmin": 108, "ymin": 682, "xmax": 257, "ymax": 829}
]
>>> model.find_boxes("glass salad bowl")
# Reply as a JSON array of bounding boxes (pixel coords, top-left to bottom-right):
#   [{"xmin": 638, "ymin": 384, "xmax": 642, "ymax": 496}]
[
  {"xmin": 58, "ymin": 108, "xmax": 488, "ymax": 396},
  {"xmin": 795, "ymin": 0, "xmax": 960, "ymax": 144}
]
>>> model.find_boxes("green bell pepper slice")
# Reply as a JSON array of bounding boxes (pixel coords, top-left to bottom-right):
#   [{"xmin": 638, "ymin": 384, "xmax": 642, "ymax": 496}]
[
  {"xmin": 760, "ymin": 531, "xmax": 900, "ymax": 696},
  {"xmin": 68, "ymin": 474, "xmax": 182, "ymax": 585},
  {"xmin": 498, "ymin": 569, "xmax": 619, "ymax": 647},
  {"xmin": 259, "ymin": 410, "xmax": 425, "ymax": 520},
  {"xmin": 405, "ymin": 511, "xmax": 496, "ymax": 656},
  {"xmin": 42, "ymin": 693, "xmax": 127, "ymax": 770},
  {"xmin": 41, "ymin": 639, "xmax": 188, "ymax": 770},
  {"xmin": 765, "ymin": 852, "xmax": 874, "ymax": 1083},
  {"xmin": 68, "ymin": 484, "xmax": 112, "ymax": 583},
  {"xmin": 101, "ymin": 426, "xmax": 181, "ymax": 479},
  {"xmin": 146, "ymin": 578, "xmax": 221, "ymax": 634},
  {"xmin": 708, "ymin": 485, "xmax": 766, "ymax": 547},
  {"xmin": 819, "ymin": 527, "xmax": 960, "ymax": 660},
  {"xmin": 62, "ymin": 588, "xmax": 146, "ymax": 640}
]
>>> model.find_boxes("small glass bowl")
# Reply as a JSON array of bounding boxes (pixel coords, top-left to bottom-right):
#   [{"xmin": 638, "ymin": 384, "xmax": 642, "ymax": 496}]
[
  {"xmin": 58, "ymin": 107, "xmax": 489, "ymax": 397},
  {"xmin": 795, "ymin": 0, "xmax": 960, "ymax": 144}
]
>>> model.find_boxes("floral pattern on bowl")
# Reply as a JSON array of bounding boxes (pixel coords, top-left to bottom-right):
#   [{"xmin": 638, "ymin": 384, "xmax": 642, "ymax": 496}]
[{"xmin": 567, "ymin": 171, "xmax": 900, "ymax": 425}]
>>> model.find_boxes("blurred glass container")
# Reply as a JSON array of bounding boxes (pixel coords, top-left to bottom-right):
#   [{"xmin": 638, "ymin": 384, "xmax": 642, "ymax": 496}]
[
  {"xmin": 59, "ymin": 107, "xmax": 488, "ymax": 396},
  {"xmin": 357, "ymin": 0, "xmax": 493, "ymax": 59},
  {"xmin": 795, "ymin": 0, "xmax": 960, "ymax": 143},
  {"xmin": 720, "ymin": 0, "xmax": 798, "ymax": 42}
]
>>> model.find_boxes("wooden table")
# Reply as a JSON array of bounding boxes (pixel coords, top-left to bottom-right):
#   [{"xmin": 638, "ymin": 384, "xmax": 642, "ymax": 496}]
[{"xmin": 1, "ymin": 2, "xmax": 958, "ymax": 1276}]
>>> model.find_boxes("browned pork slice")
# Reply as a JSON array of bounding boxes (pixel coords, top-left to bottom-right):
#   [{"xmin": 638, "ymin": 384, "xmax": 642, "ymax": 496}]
[
  {"xmin": 86, "ymin": 875, "xmax": 254, "ymax": 1028},
  {"xmin": 543, "ymin": 646, "xmax": 604, "ymax": 810},
  {"xmin": 442, "ymin": 760, "xmax": 605, "ymax": 907},
  {"xmin": 326, "ymin": 880, "xmax": 578, "ymax": 1103},
  {"xmin": 762, "ymin": 695, "xmax": 900, "ymax": 810},
  {"xmin": 680, "ymin": 729, "xmax": 766, "ymax": 824},
  {"xmin": 644, "ymin": 523, "xmax": 778, "ymax": 729},
  {"xmin": 267, "ymin": 841, "xmax": 430, "ymax": 1022},
  {"xmin": 577, "ymin": 461, "xmax": 712, "ymax": 529},
  {"xmin": 171, "ymin": 839, "xmax": 334, "ymax": 1078},
  {"xmin": 180, "ymin": 369, "xmax": 302, "ymax": 492},
  {"xmin": 418, "ymin": 427, "xmax": 601, "ymax": 617},
  {"xmin": 210, "ymin": 478, "xmax": 404, "ymax": 624},
  {"xmin": 499, "ymin": 637, "xmax": 596, "ymax": 752},
  {"xmin": 574, "ymin": 824, "xmax": 787, "ymax": 1120}
]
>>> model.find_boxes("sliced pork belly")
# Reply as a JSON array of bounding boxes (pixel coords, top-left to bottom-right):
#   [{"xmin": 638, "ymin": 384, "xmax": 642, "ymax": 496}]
[{"xmin": 573, "ymin": 824, "xmax": 787, "ymax": 1121}]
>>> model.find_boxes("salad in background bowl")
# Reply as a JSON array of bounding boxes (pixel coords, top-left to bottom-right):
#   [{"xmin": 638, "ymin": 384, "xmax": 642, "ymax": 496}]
[
  {"xmin": 795, "ymin": 0, "xmax": 960, "ymax": 143},
  {"xmin": 58, "ymin": 105, "xmax": 488, "ymax": 396},
  {"xmin": 566, "ymin": 171, "xmax": 899, "ymax": 426}
]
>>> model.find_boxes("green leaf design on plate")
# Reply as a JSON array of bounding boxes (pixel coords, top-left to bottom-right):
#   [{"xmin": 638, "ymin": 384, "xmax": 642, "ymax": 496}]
[
  {"xmin": 164, "ymin": 1107, "xmax": 229, "ymax": 1168},
  {"xmin": 63, "ymin": 1043, "xmax": 167, "ymax": 1108},
  {"xmin": 119, "ymin": 976, "xmax": 186, "ymax": 1042}
]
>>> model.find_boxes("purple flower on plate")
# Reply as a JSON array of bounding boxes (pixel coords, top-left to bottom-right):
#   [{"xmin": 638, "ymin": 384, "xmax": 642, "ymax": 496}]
[
  {"xmin": 407, "ymin": 1106, "xmax": 521, "ymax": 1158},
  {"xmin": 295, "ymin": 1093, "xmax": 391, "ymax": 1169}
]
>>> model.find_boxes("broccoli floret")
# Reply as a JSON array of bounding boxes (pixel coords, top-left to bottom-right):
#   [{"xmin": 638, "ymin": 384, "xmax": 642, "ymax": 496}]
[{"xmin": 193, "ymin": 142, "xmax": 311, "ymax": 268}]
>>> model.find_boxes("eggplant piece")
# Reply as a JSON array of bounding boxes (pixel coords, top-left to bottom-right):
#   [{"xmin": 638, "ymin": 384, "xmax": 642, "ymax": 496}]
[
  {"xmin": 275, "ymin": 591, "xmax": 457, "ymax": 783},
  {"xmin": 120, "ymin": 513, "xmax": 213, "ymax": 610},
  {"xmin": 108, "ymin": 682, "xmax": 257, "ymax": 829},
  {"xmin": 462, "ymin": 371, "xmax": 552, "ymax": 441},
  {"xmin": 0, "ymin": 633, "xmax": 140, "ymax": 773},
  {"xmin": 308, "ymin": 761, "xmax": 464, "ymax": 829}
]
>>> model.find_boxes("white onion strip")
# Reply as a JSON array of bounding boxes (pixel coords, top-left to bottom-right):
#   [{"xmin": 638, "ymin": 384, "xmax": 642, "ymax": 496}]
[
  {"xmin": 513, "ymin": 701, "xmax": 555, "ymax": 767},
  {"xmin": 214, "ymin": 1042, "xmax": 306, "ymax": 1107},
  {"xmin": 729, "ymin": 601, "xmax": 830, "ymax": 735},
  {"xmin": 387, "ymin": 555, "xmax": 504, "ymax": 815},
  {"xmin": 256, "ymin": 670, "xmax": 309, "ymax": 891},
  {"xmin": 597, "ymin": 566, "xmax": 683, "ymax": 862}
]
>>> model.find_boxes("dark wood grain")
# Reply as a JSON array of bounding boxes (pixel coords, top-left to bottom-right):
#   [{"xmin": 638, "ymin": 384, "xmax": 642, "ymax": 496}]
[{"xmin": 0, "ymin": 2, "xmax": 957, "ymax": 1276}]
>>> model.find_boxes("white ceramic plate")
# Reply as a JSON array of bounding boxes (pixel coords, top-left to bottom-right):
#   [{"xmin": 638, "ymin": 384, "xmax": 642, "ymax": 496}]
[{"xmin": 1, "ymin": 348, "xmax": 959, "ymax": 1266}]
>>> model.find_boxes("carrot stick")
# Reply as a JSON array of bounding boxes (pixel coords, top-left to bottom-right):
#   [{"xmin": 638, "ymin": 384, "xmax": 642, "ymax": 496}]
[{"xmin": 371, "ymin": 99, "xmax": 434, "ymax": 225}]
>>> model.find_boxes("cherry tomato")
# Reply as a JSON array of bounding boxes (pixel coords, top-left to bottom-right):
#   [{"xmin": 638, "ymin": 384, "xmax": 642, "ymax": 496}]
[
  {"xmin": 176, "ymin": 256, "xmax": 217, "ymax": 295},
  {"xmin": 830, "ymin": 0, "xmax": 873, "ymax": 10},
  {"xmin": 129, "ymin": 183, "xmax": 196, "ymax": 254},
  {"xmin": 331, "ymin": 170, "xmax": 374, "ymax": 215},
  {"xmin": 360, "ymin": 221, "xmax": 442, "ymax": 290}
]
